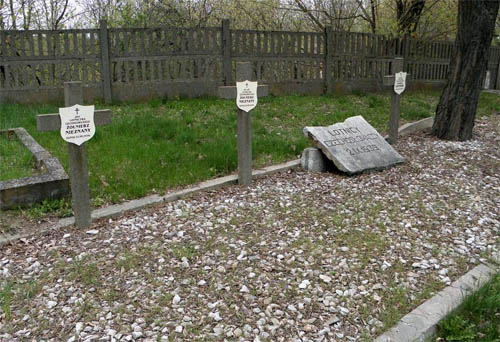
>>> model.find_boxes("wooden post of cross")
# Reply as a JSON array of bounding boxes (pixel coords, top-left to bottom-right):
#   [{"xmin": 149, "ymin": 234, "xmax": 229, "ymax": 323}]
[
  {"xmin": 383, "ymin": 57, "xmax": 408, "ymax": 145},
  {"xmin": 36, "ymin": 82, "xmax": 112, "ymax": 228},
  {"xmin": 218, "ymin": 62, "xmax": 269, "ymax": 185}
]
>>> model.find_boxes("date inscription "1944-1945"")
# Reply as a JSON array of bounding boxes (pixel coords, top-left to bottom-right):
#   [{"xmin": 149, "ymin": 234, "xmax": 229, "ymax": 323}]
[{"xmin": 303, "ymin": 115, "xmax": 405, "ymax": 174}]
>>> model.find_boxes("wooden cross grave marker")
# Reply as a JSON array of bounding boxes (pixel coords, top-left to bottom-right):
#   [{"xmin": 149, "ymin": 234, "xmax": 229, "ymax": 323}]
[
  {"xmin": 383, "ymin": 57, "xmax": 410, "ymax": 145},
  {"xmin": 218, "ymin": 62, "xmax": 269, "ymax": 185},
  {"xmin": 37, "ymin": 82, "xmax": 112, "ymax": 228}
]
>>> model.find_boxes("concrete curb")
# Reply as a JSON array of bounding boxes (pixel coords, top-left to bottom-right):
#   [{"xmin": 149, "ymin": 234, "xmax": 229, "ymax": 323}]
[
  {"xmin": 383, "ymin": 116, "xmax": 434, "ymax": 141},
  {"xmin": 398, "ymin": 117, "xmax": 434, "ymax": 137},
  {"xmin": 0, "ymin": 160, "xmax": 300, "ymax": 245},
  {"xmin": 375, "ymin": 262, "xmax": 498, "ymax": 342}
]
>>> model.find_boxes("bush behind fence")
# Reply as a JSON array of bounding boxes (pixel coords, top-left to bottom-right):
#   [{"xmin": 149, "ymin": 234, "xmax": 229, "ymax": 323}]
[{"xmin": 1, "ymin": 20, "xmax": 499, "ymax": 103}]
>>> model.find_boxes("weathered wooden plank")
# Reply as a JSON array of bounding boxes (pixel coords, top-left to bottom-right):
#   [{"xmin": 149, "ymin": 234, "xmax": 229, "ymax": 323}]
[
  {"xmin": 304, "ymin": 33, "xmax": 310, "ymax": 55},
  {"xmin": 342, "ymin": 32, "xmax": 348, "ymax": 55},
  {"xmin": 80, "ymin": 31, "xmax": 87, "ymax": 57},
  {"xmin": 123, "ymin": 60, "xmax": 129, "ymax": 82},
  {"xmin": 141, "ymin": 59, "xmax": 146, "ymax": 81},
  {"xmin": 153, "ymin": 59, "xmax": 159, "ymax": 81},
  {"xmin": 242, "ymin": 31, "xmax": 248, "ymax": 54},
  {"xmin": 315, "ymin": 33, "xmax": 321, "ymax": 55},
  {"xmin": 19, "ymin": 31, "xmax": 27, "ymax": 57},
  {"xmin": 197, "ymin": 57, "xmax": 203, "ymax": 79},
  {"xmin": 73, "ymin": 31, "xmax": 78, "ymax": 57},
  {"xmin": 145, "ymin": 29, "xmax": 152, "ymax": 55},
  {"xmin": 278, "ymin": 32, "xmax": 288, "ymax": 56},
  {"xmin": 47, "ymin": 32, "xmax": 57, "ymax": 58},
  {"xmin": 264, "ymin": 31, "xmax": 271, "ymax": 55},
  {"xmin": 123, "ymin": 31, "xmax": 129, "ymax": 56},
  {"xmin": 290, "ymin": 32, "xmax": 296, "ymax": 55},
  {"xmin": 139, "ymin": 29, "xmax": 146, "ymax": 56},
  {"xmin": 9, "ymin": 32, "xmax": 17, "ymax": 58},
  {"xmin": 113, "ymin": 60, "xmax": 119, "ymax": 83},
  {"xmin": 0, "ymin": 31, "xmax": 7, "ymax": 59},
  {"xmin": 89, "ymin": 31, "xmax": 96, "ymax": 57},
  {"xmin": 35, "ymin": 33, "xmax": 43, "ymax": 57},
  {"xmin": 159, "ymin": 59, "xmax": 165, "ymax": 80},
  {"xmin": 132, "ymin": 59, "xmax": 138, "ymax": 81},
  {"xmin": 13, "ymin": 64, "xmax": 20, "ymax": 87},
  {"xmin": 179, "ymin": 58, "xmax": 186, "ymax": 80},
  {"xmin": 354, "ymin": 33, "xmax": 360, "ymax": 55},
  {"xmin": 133, "ymin": 29, "xmax": 140, "ymax": 55},
  {"xmin": 243, "ymin": 31, "xmax": 249, "ymax": 54},
  {"xmin": 63, "ymin": 31, "xmax": 70, "ymax": 56}
]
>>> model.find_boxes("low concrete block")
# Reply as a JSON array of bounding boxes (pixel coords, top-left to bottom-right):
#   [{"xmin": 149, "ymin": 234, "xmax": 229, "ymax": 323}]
[
  {"xmin": 0, "ymin": 128, "xmax": 70, "ymax": 209},
  {"xmin": 301, "ymin": 147, "xmax": 331, "ymax": 172},
  {"xmin": 375, "ymin": 263, "xmax": 497, "ymax": 342},
  {"xmin": 398, "ymin": 117, "xmax": 434, "ymax": 137}
]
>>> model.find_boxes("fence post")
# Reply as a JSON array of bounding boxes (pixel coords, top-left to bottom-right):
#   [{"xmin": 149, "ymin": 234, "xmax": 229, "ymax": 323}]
[
  {"xmin": 99, "ymin": 20, "xmax": 112, "ymax": 104},
  {"xmin": 403, "ymin": 35, "xmax": 410, "ymax": 71},
  {"xmin": 496, "ymin": 60, "xmax": 500, "ymax": 90},
  {"xmin": 222, "ymin": 19, "xmax": 232, "ymax": 86},
  {"xmin": 0, "ymin": 30, "xmax": 4, "ymax": 103},
  {"xmin": 324, "ymin": 26, "xmax": 333, "ymax": 94}
]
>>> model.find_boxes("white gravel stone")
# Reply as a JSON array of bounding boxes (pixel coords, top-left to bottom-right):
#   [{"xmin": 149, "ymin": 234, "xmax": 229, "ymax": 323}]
[
  {"xmin": 319, "ymin": 274, "xmax": 331, "ymax": 283},
  {"xmin": 46, "ymin": 300, "xmax": 57, "ymax": 309},
  {"xmin": 299, "ymin": 280, "xmax": 310, "ymax": 289}
]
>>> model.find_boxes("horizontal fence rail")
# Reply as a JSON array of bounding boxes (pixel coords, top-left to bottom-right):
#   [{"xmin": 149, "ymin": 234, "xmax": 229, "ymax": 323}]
[{"xmin": 1, "ymin": 19, "xmax": 500, "ymax": 103}]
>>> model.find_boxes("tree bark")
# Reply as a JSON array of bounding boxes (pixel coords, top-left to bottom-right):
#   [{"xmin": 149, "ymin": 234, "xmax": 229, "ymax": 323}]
[{"xmin": 431, "ymin": 0, "xmax": 499, "ymax": 141}]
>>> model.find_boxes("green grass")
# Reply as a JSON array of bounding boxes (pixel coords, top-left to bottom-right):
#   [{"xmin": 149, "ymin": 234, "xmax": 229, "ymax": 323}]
[
  {"xmin": 1, "ymin": 91, "xmax": 498, "ymax": 210},
  {"xmin": 435, "ymin": 274, "xmax": 500, "ymax": 342},
  {"xmin": 0, "ymin": 132, "xmax": 37, "ymax": 181},
  {"xmin": 0, "ymin": 278, "xmax": 41, "ymax": 321}
]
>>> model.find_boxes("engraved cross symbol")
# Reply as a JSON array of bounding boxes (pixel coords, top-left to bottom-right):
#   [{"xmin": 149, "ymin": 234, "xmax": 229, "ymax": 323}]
[{"xmin": 74, "ymin": 107, "xmax": 80, "ymax": 116}]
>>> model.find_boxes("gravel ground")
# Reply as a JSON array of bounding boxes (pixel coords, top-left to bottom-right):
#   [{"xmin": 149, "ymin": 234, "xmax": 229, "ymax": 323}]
[{"xmin": 0, "ymin": 116, "xmax": 499, "ymax": 342}]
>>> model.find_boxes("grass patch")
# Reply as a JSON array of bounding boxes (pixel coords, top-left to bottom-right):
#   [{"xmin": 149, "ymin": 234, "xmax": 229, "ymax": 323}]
[
  {"xmin": 0, "ymin": 92, "xmax": 498, "ymax": 211},
  {"xmin": 23, "ymin": 199, "xmax": 73, "ymax": 219},
  {"xmin": 0, "ymin": 278, "xmax": 41, "ymax": 321},
  {"xmin": 435, "ymin": 273, "xmax": 500, "ymax": 342},
  {"xmin": 0, "ymin": 132, "xmax": 37, "ymax": 181}
]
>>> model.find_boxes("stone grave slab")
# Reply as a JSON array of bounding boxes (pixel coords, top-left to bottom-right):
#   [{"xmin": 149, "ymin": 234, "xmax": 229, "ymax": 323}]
[{"xmin": 303, "ymin": 116, "xmax": 405, "ymax": 174}]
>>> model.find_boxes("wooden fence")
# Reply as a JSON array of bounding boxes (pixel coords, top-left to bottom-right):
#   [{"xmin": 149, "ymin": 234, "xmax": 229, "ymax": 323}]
[{"xmin": 1, "ymin": 20, "xmax": 500, "ymax": 103}]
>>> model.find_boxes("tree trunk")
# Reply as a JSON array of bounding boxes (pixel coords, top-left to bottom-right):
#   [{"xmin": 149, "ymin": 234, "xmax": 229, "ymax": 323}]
[{"xmin": 431, "ymin": 0, "xmax": 499, "ymax": 141}]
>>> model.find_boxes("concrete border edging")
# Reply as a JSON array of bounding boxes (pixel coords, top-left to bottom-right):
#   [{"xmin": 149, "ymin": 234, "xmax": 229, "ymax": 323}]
[
  {"xmin": 0, "ymin": 159, "xmax": 301, "ymax": 245},
  {"xmin": 0, "ymin": 127, "xmax": 70, "ymax": 210},
  {"xmin": 375, "ymin": 263, "xmax": 498, "ymax": 342},
  {"xmin": 383, "ymin": 116, "xmax": 434, "ymax": 141}
]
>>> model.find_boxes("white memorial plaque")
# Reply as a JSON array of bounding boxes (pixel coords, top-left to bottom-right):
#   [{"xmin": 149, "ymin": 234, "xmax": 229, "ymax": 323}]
[
  {"xmin": 59, "ymin": 104, "xmax": 96, "ymax": 146},
  {"xmin": 394, "ymin": 72, "xmax": 407, "ymax": 95},
  {"xmin": 236, "ymin": 81, "xmax": 258, "ymax": 112}
]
